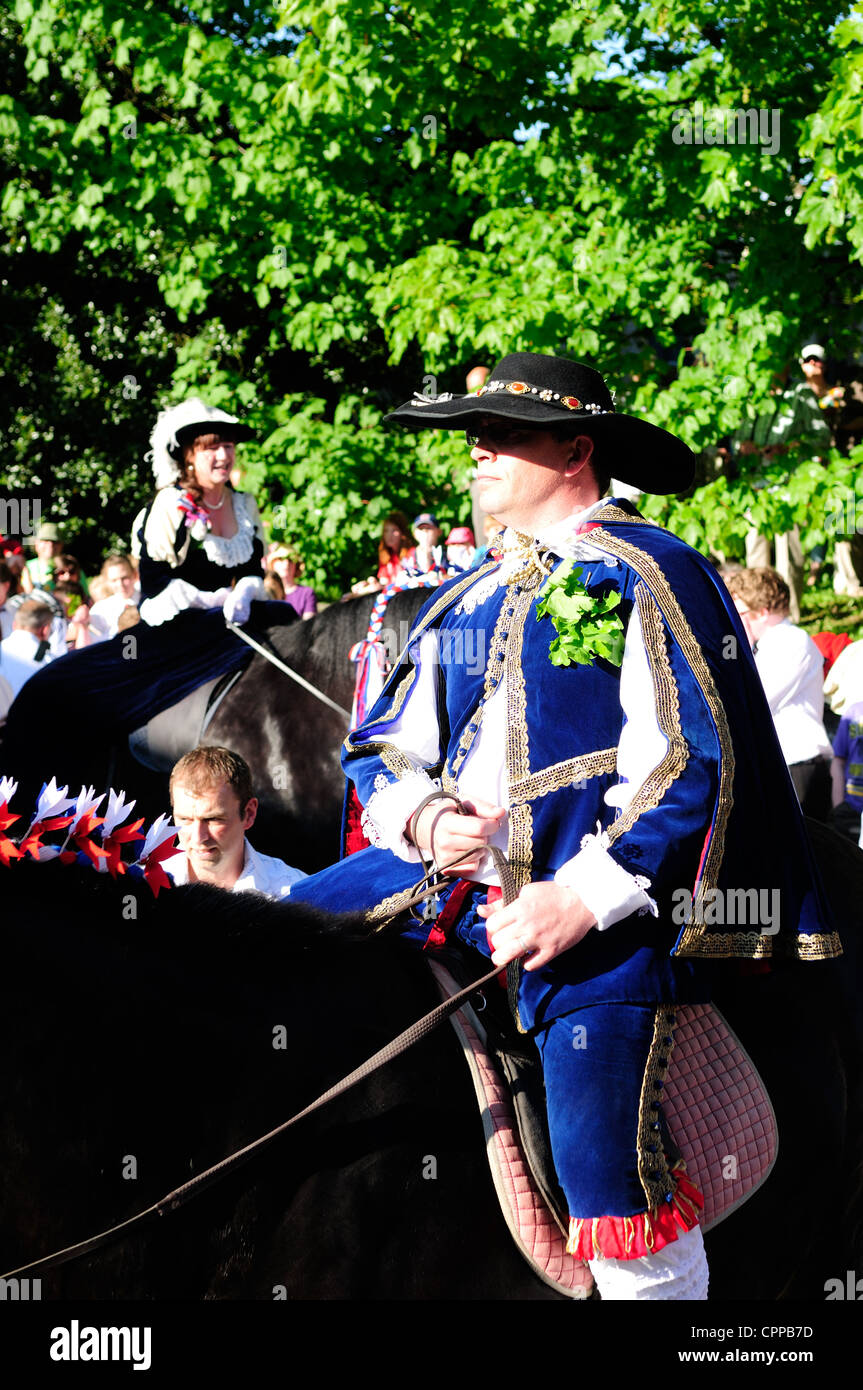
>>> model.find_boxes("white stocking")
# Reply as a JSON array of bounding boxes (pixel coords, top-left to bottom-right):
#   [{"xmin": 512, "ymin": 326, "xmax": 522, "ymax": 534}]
[{"xmin": 588, "ymin": 1224, "xmax": 709, "ymax": 1301}]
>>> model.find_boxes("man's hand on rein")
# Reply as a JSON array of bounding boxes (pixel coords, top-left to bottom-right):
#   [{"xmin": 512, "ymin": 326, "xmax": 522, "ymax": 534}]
[
  {"xmin": 478, "ymin": 882, "xmax": 597, "ymax": 972},
  {"xmin": 408, "ymin": 796, "xmax": 506, "ymax": 876}
]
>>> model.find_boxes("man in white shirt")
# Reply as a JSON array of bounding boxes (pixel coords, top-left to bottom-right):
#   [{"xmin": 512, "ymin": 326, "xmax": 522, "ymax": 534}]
[
  {"xmin": 726, "ymin": 566, "xmax": 832, "ymax": 818},
  {"xmin": 165, "ymin": 745, "xmax": 306, "ymax": 899},
  {"xmin": 0, "ymin": 599, "xmax": 56, "ymax": 701},
  {"xmin": 85, "ymin": 553, "xmax": 141, "ymax": 643}
]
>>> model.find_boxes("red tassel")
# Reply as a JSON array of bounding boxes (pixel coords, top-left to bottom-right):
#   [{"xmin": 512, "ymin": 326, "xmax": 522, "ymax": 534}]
[
  {"xmin": 423, "ymin": 876, "xmax": 473, "ymax": 950},
  {"xmin": 343, "ymin": 786, "xmax": 370, "ymax": 857},
  {"xmin": 567, "ymin": 1161, "xmax": 704, "ymax": 1261}
]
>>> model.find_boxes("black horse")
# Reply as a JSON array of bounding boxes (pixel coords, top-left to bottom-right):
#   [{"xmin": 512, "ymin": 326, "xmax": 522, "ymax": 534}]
[
  {"xmin": 204, "ymin": 587, "xmax": 432, "ymax": 868},
  {"xmin": 1, "ymin": 830, "xmax": 861, "ymax": 1301},
  {"xmin": 0, "ymin": 860, "xmax": 566, "ymax": 1300}
]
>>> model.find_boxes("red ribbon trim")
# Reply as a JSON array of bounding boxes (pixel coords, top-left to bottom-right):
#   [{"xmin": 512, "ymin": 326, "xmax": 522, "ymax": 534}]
[{"xmin": 566, "ymin": 1161, "xmax": 704, "ymax": 1261}]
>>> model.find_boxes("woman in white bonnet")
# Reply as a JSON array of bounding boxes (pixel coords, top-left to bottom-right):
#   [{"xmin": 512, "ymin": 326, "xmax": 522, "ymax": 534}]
[
  {"xmin": 137, "ymin": 399, "xmax": 267, "ymax": 627},
  {"xmin": 0, "ymin": 400, "xmax": 291, "ymax": 802}
]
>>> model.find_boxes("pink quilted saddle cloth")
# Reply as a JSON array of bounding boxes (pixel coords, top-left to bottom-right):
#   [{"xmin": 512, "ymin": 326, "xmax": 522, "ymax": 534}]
[
  {"xmin": 663, "ymin": 1001, "xmax": 778, "ymax": 1230},
  {"xmin": 428, "ymin": 962, "xmax": 778, "ymax": 1298}
]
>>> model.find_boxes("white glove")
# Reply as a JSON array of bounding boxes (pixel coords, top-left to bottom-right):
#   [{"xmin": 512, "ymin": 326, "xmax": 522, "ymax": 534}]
[
  {"xmin": 140, "ymin": 578, "xmax": 230, "ymax": 627},
  {"xmin": 222, "ymin": 575, "xmax": 266, "ymax": 625}
]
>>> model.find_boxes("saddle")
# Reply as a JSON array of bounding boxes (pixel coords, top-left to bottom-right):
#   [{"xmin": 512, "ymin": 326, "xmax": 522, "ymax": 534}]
[
  {"xmin": 128, "ymin": 668, "xmax": 245, "ymax": 772},
  {"xmin": 428, "ymin": 956, "xmax": 778, "ymax": 1299}
]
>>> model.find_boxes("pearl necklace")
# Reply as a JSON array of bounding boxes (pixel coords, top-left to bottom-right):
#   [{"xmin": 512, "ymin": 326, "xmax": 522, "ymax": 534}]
[{"xmin": 203, "ymin": 493, "xmax": 226, "ymax": 511}]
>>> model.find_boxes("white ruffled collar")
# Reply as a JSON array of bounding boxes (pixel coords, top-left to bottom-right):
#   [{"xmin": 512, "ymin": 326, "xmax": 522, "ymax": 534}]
[
  {"xmin": 200, "ymin": 491, "xmax": 256, "ymax": 568},
  {"xmin": 499, "ymin": 498, "xmax": 616, "ymax": 577}
]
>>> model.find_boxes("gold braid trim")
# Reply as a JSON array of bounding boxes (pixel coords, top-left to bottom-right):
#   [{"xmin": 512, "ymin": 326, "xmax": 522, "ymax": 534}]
[
  {"xmin": 364, "ymin": 882, "xmax": 424, "ymax": 923},
  {"xmin": 589, "ymin": 527, "xmax": 738, "ymax": 955},
  {"xmin": 797, "ymin": 931, "xmax": 843, "ymax": 960},
  {"xmin": 509, "ymin": 747, "xmax": 618, "ymax": 806},
  {"xmin": 593, "ymin": 502, "xmax": 653, "ymax": 527},
  {"xmin": 379, "ymin": 746, "xmax": 415, "ymax": 778},
  {"xmin": 680, "ymin": 927, "xmax": 843, "ymax": 960},
  {"xmin": 504, "ymin": 580, "xmax": 538, "ymax": 888},
  {"xmin": 505, "ymin": 577, "xmax": 544, "ymax": 1032},
  {"xmin": 587, "ymin": 525, "xmax": 842, "ymax": 962},
  {"xmin": 448, "ymin": 586, "xmax": 513, "ymax": 781},
  {"xmin": 342, "ymin": 663, "xmax": 418, "ymax": 757},
  {"xmin": 636, "ymin": 1006, "xmax": 676, "ymax": 1210},
  {"xmin": 606, "ymin": 583, "xmax": 688, "ymax": 844}
]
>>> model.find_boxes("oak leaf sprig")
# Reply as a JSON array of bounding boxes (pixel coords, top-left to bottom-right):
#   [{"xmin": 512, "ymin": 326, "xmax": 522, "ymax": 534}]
[{"xmin": 536, "ymin": 560, "xmax": 625, "ymax": 668}]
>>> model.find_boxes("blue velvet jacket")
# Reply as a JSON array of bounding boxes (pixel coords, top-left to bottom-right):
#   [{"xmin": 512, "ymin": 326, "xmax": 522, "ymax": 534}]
[{"xmin": 291, "ymin": 502, "xmax": 840, "ymax": 1031}]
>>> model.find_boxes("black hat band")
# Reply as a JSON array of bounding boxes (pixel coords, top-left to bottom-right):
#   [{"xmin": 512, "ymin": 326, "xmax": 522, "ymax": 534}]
[{"xmin": 477, "ymin": 378, "xmax": 615, "ymax": 414}]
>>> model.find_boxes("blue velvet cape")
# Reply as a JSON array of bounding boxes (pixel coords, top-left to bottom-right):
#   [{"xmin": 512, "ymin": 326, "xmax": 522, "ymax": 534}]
[{"xmin": 290, "ymin": 502, "xmax": 840, "ymax": 1032}]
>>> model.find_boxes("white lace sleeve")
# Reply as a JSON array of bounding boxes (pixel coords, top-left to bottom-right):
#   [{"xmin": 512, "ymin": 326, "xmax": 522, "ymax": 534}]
[
  {"xmin": 360, "ymin": 769, "xmax": 440, "ymax": 863},
  {"xmin": 350, "ymin": 629, "xmax": 445, "ymax": 859},
  {"xmin": 555, "ymin": 825, "xmax": 658, "ymax": 930}
]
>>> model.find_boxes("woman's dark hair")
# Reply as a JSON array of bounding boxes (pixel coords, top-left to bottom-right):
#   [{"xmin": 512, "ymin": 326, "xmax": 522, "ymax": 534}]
[
  {"xmin": 53, "ymin": 580, "xmax": 86, "ymax": 616},
  {"xmin": 378, "ymin": 511, "xmax": 412, "ymax": 568},
  {"xmin": 53, "ymin": 553, "xmax": 81, "ymax": 579}
]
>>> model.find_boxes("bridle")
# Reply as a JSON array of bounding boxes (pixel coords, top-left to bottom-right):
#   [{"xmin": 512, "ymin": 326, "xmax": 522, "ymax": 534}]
[{"xmin": 225, "ymin": 619, "xmax": 353, "ymax": 721}]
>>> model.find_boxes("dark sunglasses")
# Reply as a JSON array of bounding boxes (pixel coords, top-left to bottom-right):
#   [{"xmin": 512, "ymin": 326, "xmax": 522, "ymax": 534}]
[{"xmin": 465, "ymin": 422, "xmax": 535, "ymax": 449}]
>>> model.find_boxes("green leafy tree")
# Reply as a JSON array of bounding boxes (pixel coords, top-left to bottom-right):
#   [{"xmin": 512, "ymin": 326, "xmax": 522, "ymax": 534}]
[{"xmin": 2, "ymin": 0, "xmax": 863, "ymax": 594}]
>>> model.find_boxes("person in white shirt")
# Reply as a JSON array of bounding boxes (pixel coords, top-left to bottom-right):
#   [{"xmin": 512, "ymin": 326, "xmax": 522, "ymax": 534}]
[
  {"xmin": 165, "ymin": 745, "xmax": 306, "ymax": 898},
  {"xmin": 727, "ymin": 566, "xmax": 832, "ymax": 818},
  {"xmin": 0, "ymin": 599, "xmax": 57, "ymax": 701},
  {"xmin": 0, "ymin": 669, "xmax": 13, "ymax": 725},
  {"xmin": 81, "ymin": 553, "xmax": 141, "ymax": 643}
]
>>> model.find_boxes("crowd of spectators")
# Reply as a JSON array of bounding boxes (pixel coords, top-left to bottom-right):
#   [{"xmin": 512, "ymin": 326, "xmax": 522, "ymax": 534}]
[
  {"xmin": 350, "ymin": 510, "xmax": 485, "ymax": 596},
  {"xmin": 0, "ymin": 493, "xmax": 490, "ymax": 730},
  {"xmin": 721, "ymin": 343, "xmax": 863, "ymax": 618}
]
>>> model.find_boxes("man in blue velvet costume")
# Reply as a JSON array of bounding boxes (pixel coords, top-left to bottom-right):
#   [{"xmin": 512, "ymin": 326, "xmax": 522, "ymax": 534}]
[{"xmin": 290, "ymin": 353, "xmax": 839, "ymax": 1300}]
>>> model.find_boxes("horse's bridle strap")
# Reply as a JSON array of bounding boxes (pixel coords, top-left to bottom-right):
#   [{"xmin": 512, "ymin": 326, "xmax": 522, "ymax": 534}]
[{"xmin": 225, "ymin": 619, "xmax": 353, "ymax": 720}]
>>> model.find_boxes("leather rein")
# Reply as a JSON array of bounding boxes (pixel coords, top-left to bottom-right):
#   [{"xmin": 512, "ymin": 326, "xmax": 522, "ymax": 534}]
[
  {"xmin": 3, "ymin": 798, "xmax": 516, "ymax": 1281},
  {"xmin": 225, "ymin": 619, "xmax": 353, "ymax": 720}
]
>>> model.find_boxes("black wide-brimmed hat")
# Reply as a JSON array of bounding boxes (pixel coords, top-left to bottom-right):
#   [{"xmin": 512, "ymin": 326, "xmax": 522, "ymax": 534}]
[{"xmin": 384, "ymin": 352, "xmax": 694, "ymax": 494}]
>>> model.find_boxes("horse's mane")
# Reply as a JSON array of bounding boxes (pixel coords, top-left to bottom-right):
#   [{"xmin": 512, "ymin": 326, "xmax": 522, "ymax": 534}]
[{"xmin": 2, "ymin": 857, "xmax": 378, "ymax": 955}]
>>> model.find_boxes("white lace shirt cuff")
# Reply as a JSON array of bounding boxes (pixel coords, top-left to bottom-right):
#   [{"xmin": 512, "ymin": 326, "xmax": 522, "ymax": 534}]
[
  {"xmin": 554, "ymin": 828, "xmax": 658, "ymax": 930},
  {"xmin": 360, "ymin": 769, "xmax": 439, "ymax": 863}
]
